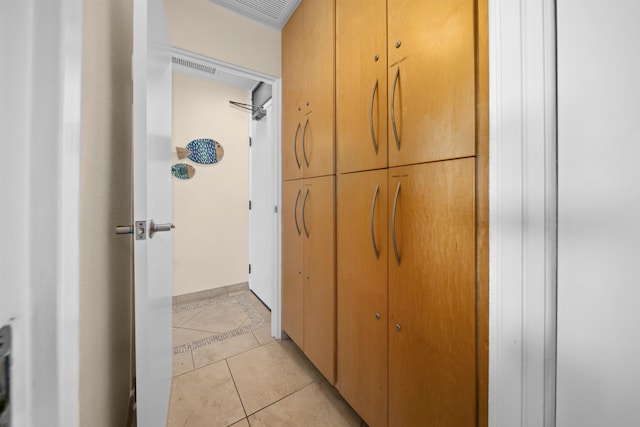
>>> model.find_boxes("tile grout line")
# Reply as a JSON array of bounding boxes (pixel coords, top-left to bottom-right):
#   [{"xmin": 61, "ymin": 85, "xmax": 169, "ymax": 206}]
[
  {"xmin": 225, "ymin": 358, "xmax": 250, "ymax": 423},
  {"xmin": 243, "ymin": 379, "xmax": 320, "ymax": 419}
]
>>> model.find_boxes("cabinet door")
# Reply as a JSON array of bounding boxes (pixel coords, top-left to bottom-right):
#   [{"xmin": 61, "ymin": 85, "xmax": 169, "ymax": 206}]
[
  {"xmin": 336, "ymin": 0, "xmax": 387, "ymax": 173},
  {"xmin": 302, "ymin": 175, "xmax": 336, "ymax": 383},
  {"xmin": 282, "ymin": 5, "xmax": 304, "ymax": 181},
  {"xmin": 337, "ymin": 169, "xmax": 388, "ymax": 427},
  {"xmin": 302, "ymin": 0, "xmax": 335, "ymax": 178},
  {"xmin": 282, "ymin": 180, "xmax": 304, "ymax": 346},
  {"xmin": 388, "ymin": 158, "xmax": 476, "ymax": 426},
  {"xmin": 387, "ymin": 0, "xmax": 475, "ymax": 167}
]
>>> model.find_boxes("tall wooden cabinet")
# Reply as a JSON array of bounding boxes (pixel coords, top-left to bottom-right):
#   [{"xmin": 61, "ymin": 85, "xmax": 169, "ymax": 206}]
[
  {"xmin": 281, "ymin": 176, "xmax": 336, "ymax": 384},
  {"xmin": 387, "ymin": 0, "xmax": 476, "ymax": 167},
  {"xmin": 281, "ymin": 0, "xmax": 337, "ymax": 384},
  {"xmin": 283, "ymin": 0, "xmax": 487, "ymax": 425},
  {"xmin": 388, "ymin": 159, "xmax": 476, "ymax": 426},
  {"xmin": 282, "ymin": 0, "xmax": 335, "ymax": 181},
  {"xmin": 336, "ymin": 170, "xmax": 388, "ymax": 427},
  {"xmin": 336, "ymin": 0, "xmax": 388, "ymax": 173}
]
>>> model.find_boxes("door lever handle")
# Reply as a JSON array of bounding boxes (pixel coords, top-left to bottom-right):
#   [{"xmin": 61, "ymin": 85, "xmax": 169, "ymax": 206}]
[{"xmin": 149, "ymin": 220, "xmax": 175, "ymax": 238}]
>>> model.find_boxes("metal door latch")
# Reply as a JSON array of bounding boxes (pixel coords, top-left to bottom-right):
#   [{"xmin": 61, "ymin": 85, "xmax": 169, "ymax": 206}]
[{"xmin": 115, "ymin": 221, "xmax": 147, "ymax": 240}]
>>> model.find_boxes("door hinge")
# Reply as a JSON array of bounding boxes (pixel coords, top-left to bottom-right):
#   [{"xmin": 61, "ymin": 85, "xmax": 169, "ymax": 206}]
[
  {"xmin": 249, "ymin": 200, "xmax": 252, "ymax": 210},
  {"xmin": 274, "ymin": 205, "xmax": 278, "ymax": 213},
  {"xmin": 249, "ymin": 264, "xmax": 252, "ymax": 274},
  {"xmin": 249, "ymin": 137, "xmax": 252, "ymax": 147}
]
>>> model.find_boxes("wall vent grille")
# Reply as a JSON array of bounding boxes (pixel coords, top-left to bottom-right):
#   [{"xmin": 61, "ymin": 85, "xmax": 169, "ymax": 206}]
[{"xmin": 171, "ymin": 56, "xmax": 217, "ymax": 76}]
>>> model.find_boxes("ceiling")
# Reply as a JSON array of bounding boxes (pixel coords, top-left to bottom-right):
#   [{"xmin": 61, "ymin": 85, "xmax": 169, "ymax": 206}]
[{"xmin": 208, "ymin": 0, "xmax": 301, "ymax": 29}]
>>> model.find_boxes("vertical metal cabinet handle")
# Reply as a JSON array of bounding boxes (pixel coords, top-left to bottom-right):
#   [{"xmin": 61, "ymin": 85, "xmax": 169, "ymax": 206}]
[
  {"xmin": 302, "ymin": 117, "xmax": 310, "ymax": 167},
  {"xmin": 391, "ymin": 181, "xmax": 401, "ymax": 265},
  {"xmin": 370, "ymin": 184, "xmax": 380, "ymax": 259},
  {"xmin": 369, "ymin": 78, "xmax": 379, "ymax": 154},
  {"xmin": 302, "ymin": 188, "xmax": 310, "ymax": 238},
  {"xmin": 391, "ymin": 67, "xmax": 401, "ymax": 151},
  {"xmin": 293, "ymin": 122, "xmax": 301, "ymax": 170},
  {"xmin": 293, "ymin": 188, "xmax": 301, "ymax": 235}
]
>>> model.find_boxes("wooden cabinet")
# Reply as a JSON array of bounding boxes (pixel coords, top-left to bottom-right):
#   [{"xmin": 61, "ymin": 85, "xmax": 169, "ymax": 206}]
[
  {"xmin": 336, "ymin": 0, "xmax": 387, "ymax": 173},
  {"xmin": 387, "ymin": 0, "xmax": 476, "ymax": 167},
  {"xmin": 281, "ymin": 176, "xmax": 336, "ymax": 384},
  {"xmin": 388, "ymin": 158, "xmax": 476, "ymax": 426},
  {"xmin": 282, "ymin": 7, "xmax": 304, "ymax": 181},
  {"xmin": 336, "ymin": 169, "xmax": 388, "ymax": 427},
  {"xmin": 281, "ymin": 180, "xmax": 304, "ymax": 346},
  {"xmin": 282, "ymin": 0, "xmax": 335, "ymax": 181}
]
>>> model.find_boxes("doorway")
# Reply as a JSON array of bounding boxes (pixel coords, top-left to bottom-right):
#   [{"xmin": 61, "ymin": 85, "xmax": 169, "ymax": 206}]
[{"xmin": 170, "ymin": 47, "xmax": 282, "ymax": 338}]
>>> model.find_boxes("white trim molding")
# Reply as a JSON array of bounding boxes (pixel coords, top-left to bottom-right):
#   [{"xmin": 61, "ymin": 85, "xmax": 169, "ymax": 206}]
[{"xmin": 488, "ymin": 0, "xmax": 557, "ymax": 426}]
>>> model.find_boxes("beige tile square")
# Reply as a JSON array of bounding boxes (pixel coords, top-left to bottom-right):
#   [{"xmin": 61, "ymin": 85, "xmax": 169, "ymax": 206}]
[
  {"xmin": 167, "ymin": 360, "xmax": 246, "ymax": 427},
  {"xmin": 172, "ymin": 307, "xmax": 203, "ymax": 327},
  {"xmin": 248, "ymin": 381, "xmax": 361, "ymax": 427},
  {"xmin": 192, "ymin": 333, "xmax": 260, "ymax": 369},
  {"xmin": 182, "ymin": 302, "xmax": 251, "ymax": 334},
  {"xmin": 244, "ymin": 292, "xmax": 271, "ymax": 322},
  {"xmin": 227, "ymin": 340, "xmax": 319, "ymax": 415},
  {"xmin": 252, "ymin": 326, "xmax": 275, "ymax": 346},
  {"xmin": 172, "ymin": 327, "xmax": 213, "ymax": 348},
  {"xmin": 172, "ymin": 351, "xmax": 194, "ymax": 376}
]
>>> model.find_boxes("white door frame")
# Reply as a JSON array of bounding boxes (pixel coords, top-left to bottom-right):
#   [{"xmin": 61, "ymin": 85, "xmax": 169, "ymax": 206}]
[
  {"xmin": 169, "ymin": 47, "xmax": 283, "ymax": 339},
  {"xmin": 0, "ymin": 1, "xmax": 83, "ymax": 426},
  {"xmin": 488, "ymin": 0, "xmax": 557, "ymax": 425}
]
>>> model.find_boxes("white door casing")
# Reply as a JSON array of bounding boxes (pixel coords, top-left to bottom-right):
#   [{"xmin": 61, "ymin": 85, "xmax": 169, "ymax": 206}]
[
  {"xmin": 488, "ymin": 0, "xmax": 557, "ymax": 425},
  {"xmin": 133, "ymin": 0, "xmax": 173, "ymax": 425}
]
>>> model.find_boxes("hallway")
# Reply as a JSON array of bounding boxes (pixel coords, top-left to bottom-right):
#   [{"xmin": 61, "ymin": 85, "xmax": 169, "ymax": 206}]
[{"xmin": 169, "ymin": 288, "xmax": 362, "ymax": 426}]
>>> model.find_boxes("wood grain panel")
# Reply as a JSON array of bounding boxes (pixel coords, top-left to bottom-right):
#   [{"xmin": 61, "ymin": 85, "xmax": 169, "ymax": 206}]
[
  {"xmin": 336, "ymin": 170, "xmax": 388, "ymax": 427},
  {"xmin": 336, "ymin": 0, "xmax": 388, "ymax": 173},
  {"xmin": 281, "ymin": 180, "xmax": 304, "ymax": 346},
  {"xmin": 476, "ymin": 0, "xmax": 490, "ymax": 424},
  {"xmin": 282, "ymin": 6, "xmax": 304, "ymax": 181},
  {"xmin": 388, "ymin": 159, "xmax": 476, "ymax": 426},
  {"xmin": 302, "ymin": 0, "xmax": 335, "ymax": 178},
  {"xmin": 302, "ymin": 175, "xmax": 336, "ymax": 383},
  {"xmin": 387, "ymin": 0, "xmax": 475, "ymax": 166}
]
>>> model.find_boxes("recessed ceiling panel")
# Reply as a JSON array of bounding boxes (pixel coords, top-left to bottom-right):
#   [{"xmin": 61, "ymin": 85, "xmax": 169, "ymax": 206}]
[{"xmin": 208, "ymin": 0, "xmax": 301, "ymax": 29}]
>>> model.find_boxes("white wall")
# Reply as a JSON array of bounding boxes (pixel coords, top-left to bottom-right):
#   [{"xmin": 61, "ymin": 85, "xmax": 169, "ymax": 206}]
[
  {"xmin": 556, "ymin": 1, "xmax": 640, "ymax": 425},
  {"xmin": 165, "ymin": 0, "xmax": 281, "ymax": 78},
  {"xmin": 172, "ymin": 73, "xmax": 250, "ymax": 296},
  {"xmin": 79, "ymin": 0, "xmax": 134, "ymax": 425}
]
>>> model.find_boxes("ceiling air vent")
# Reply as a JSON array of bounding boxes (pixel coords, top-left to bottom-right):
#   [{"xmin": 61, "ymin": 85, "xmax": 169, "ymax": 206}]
[{"xmin": 208, "ymin": 0, "xmax": 301, "ymax": 29}]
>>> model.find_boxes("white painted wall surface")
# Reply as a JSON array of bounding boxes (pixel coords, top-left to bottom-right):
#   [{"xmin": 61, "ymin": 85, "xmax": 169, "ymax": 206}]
[
  {"xmin": 172, "ymin": 73, "xmax": 250, "ymax": 296},
  {"xmin": 165, "ymin": 0, "xmax": 281, "ymax": 78},
  {"xmin": 79, "ymin": 1, "xmax": 136, "ymax": 425},
  {"xmin": 556, "ymin": 1, "xmax": 640, "ymax": 425}
]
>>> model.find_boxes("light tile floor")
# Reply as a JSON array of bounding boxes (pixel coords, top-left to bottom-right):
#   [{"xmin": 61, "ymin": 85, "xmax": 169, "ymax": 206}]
[{"xmin": 169, "ymin": 290, "xmax": 363, "ymax": 427}]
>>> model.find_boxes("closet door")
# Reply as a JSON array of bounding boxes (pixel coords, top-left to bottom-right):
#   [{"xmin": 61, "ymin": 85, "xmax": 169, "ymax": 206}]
[
  {"xmin": 282, "ymin": 5, "xmax": 304, "ymax": 181},
  {"xmin": 281, "ymin": 180, "xmax": 304, "ymax": 346},
  {"xmin": 301, "ymin": 0, "xmax": 335, "ymax": 178},
  {"xmin": 336, "ymin": 0, "xmax": 387, "ymax": 173},
  {"xmin": 302, "ymin": 175, "xmax": 336, "ymax": 383},
  {"xmin": 336, "ymin": 169, "xmax": 388, "ymax": 427},
  {"xmin": 388, "ymin": 158, "xmax": 476, "ymax": 426},
  {"xmin": 387, "ymin": 0, "xmax": 475, "ymax": 167}
]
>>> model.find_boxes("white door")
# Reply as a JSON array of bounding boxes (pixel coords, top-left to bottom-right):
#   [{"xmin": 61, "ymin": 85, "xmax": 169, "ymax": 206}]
[
  {"xmin": 133, "ymin": 0, "xmax": 173, "ymax": 425},
  {"xmin": 557, "ymin": 0, "xmax": 640, "ymax": 425},
  {"xmin": 249, "ymin": 101, "xmax": 275, "ymax": 309}
]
